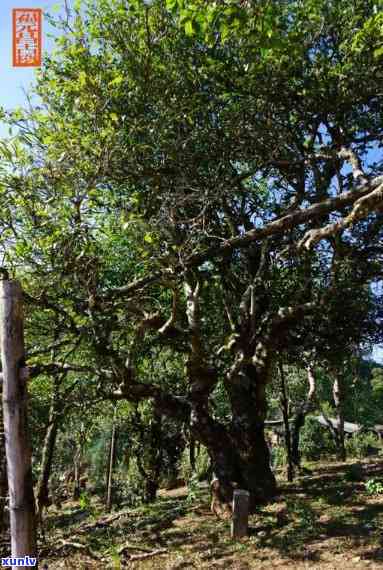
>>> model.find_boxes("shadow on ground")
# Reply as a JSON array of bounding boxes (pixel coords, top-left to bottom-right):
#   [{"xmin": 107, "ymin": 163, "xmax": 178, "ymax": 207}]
[{"xmin": 34, "ymin": 458, "xmax": 383, "ymax": 568}]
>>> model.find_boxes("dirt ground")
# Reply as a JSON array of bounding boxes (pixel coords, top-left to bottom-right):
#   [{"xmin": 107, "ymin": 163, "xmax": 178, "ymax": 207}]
[{"xmin": 2, "ymin": 457, "xmax": 383, "ymax": 569}]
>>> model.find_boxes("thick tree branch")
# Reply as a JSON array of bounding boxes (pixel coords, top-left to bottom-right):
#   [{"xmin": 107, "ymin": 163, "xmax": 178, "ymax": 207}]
[
  {"xmin": 104, "ymin": 175, "xmax": 383, "ymax": 298},
  {"xmin": 108, "ymin": 383, "xmax": 190, "ymax": 422},
  {"xmin": 252, "ymin": 301, "xmax": 317, "ymax": 370},
  {"xmin": 299, "ymin": 178, "xmax": 383, "ymax": 250}
]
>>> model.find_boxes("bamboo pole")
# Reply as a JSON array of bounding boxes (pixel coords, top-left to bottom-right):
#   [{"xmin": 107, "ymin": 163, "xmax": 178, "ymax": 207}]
[{"xmin": 0, "ymin": 280, "xmax": 37, "ymax": 560}]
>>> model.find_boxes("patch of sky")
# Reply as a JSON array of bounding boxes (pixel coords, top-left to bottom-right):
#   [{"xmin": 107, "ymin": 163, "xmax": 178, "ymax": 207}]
[{"xmin": 0, "ymin": 0, "xmax": 68, "ymax": 138}]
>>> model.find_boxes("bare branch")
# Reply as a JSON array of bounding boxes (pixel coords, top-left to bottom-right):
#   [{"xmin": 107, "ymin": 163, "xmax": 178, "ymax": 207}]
[{"xmin": 28, "ymin": 361, "xmax": 111, "ymax": 379}]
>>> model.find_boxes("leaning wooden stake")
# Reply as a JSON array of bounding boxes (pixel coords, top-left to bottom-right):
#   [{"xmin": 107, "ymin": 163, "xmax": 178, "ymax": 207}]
[
  {"xmin": 106, "ymin": 404, "xmax": 118, "ymax": 512},
  {"xmin": 231, "ymin": 489, "xmax": 250, "ymax": 539},
  {"xmin": 0, "ymin": 279, "xmax": 37, "ymax": 559}
]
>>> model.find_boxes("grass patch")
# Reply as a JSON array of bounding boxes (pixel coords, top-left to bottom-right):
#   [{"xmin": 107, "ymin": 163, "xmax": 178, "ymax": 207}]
[{"xmin": 27, "ymin": 457, "xmax": 383, "ymax": 569}]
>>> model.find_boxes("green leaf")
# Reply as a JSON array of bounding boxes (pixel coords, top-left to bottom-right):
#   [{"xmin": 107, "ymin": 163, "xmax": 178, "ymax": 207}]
[
  {"xmin": 0, "ymin": 141, "xmax": 13, "ymax": 162},
  {"xmin": 78, "ymin": 71, "xmax": 87, "ymax": 87},
  {"xmin": 166, "ymin": 0, "xmax": 177, "ymax": 9},
  {"xmin": 108, "ymin": 75, "xmax": 124, "ymax": 87},
  {"xmin": 144, "ymin": 233, "xmax": 154, "ymax": 244},
  {"xmin": 185, "ymin": 19, "xmax": 194, "ymax": 36}
]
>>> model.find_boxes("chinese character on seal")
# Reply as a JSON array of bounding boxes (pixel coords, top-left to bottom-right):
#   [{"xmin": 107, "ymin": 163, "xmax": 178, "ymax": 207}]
[{"xmin": 13, "ymin": 9, "xmax": 42, "ymax": 67}]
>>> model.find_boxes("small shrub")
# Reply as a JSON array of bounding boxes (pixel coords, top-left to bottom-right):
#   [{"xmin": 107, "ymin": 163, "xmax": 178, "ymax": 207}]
[
  {"xmin": 78, "ymin": 491, "xmax": 91, "ymax": 510},
  {"xmin": 113, "ymin": 458, "xmax": 147, "ymax": 508},
  {"xmin": 186, "ymin": 473, "xmax": 200, "ymax": 504},
  {"xmin": 300, "ymin": 417, "xmax": 336, "ymax": 461},
  {"xmin": 285, "ymin": 498, "xmax": 317, "ymax": 531},
  {"xmin": 345, "ymin": 432, "xmax": 381, "ymax": 459},
  {"xmin": 180, "ymin": 444, "xmax": 211, "ymax": 482},
  {"xmin": 365, "ymin": 478, "xmax": 383, "ymax": 495},
  {"xmin": 270, "ymin": 445, "xmax": 286, "ymax": 469}
]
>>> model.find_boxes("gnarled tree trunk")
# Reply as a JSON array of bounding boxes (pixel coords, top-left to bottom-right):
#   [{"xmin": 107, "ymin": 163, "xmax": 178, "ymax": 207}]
[
  {"xmin": 185, "ymin": 274, "xmax": 276, "ymax": 514},
  {"xmin": 36, "ymin": 410, "xmax": 59, "ymax": 517},
  {"xmin": 226, "ymin": 363, "xmax": 277, "ymax": 507},
  {"xmin": 189, "ymin": 362, "xmax": 277, "ymax": 514}
]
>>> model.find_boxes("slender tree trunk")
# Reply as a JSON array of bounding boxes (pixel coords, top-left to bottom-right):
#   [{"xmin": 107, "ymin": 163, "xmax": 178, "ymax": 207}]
[
  {"xmin": 0, "ymin": 380, "xmax": 8, "ymax": 534},
  {"xmin": 189, "ymin": 435, "xmax": 196, "ymax": 473},
  {"xmin": 72, "ymin": 445, "xmax": 83, "ymax": 501},
  {"xmin": 149, "ymin": 412, "xmax": 162, "ymax": 502},
  {"xmin": 279, "ymin": 364, "xmax": 294, "ymax": 482},
  {"xmin": 0, "ymin": 280, "xmax": 37, "ymax": 558},
  {"xmin": 144, "ymin": 478, "xmax": 158, "ymax": 503},
  {"xmin": 143, "ymin": 405, "xmax": 163, "ymax": 503},
  {"xmin": 36, "ymin": 387, "xmax": 61, "ymax": 518},
  {"xmin": 291, "ymin": 364, "xmax": 316, "ymax": 469},
  {"xmin": 106, "ymin": 405, "xmax": 118, "ymax": 512},
  {"xmin": 134, "ymin": 405, "xmax": 163, "ymax": 503},
  {"xmin": 333, "ymin": 371, "xmax": 346, "ymax": 461},
  {"xmin": 72, "ymin": 424, "xmax": 88, "ymax": 501}
]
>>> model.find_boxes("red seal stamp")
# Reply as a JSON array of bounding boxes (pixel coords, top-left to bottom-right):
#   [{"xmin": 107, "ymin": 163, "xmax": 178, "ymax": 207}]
[{"xmin": 13, "ymin": 9, "xmax": 42, "ymax": 67}]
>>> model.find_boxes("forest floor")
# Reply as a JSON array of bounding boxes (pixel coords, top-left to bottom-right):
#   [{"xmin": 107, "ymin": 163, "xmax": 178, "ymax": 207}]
[{"xmin": 4, "ymin": 456, "xmax": 383, "ymax": 569}]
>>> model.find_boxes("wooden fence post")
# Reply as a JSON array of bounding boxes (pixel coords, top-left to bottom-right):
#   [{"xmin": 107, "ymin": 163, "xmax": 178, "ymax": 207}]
[
  {"xmin": 231, "ymin": 489, "xmax": 249, "ymax": 539},
  {"xmin": 0, "ymin": 279, "xmax": 37, "ymax": 559},
  {"xmin": 0, "ymin": 377, "xmax": 8, "ymax": 534}
]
